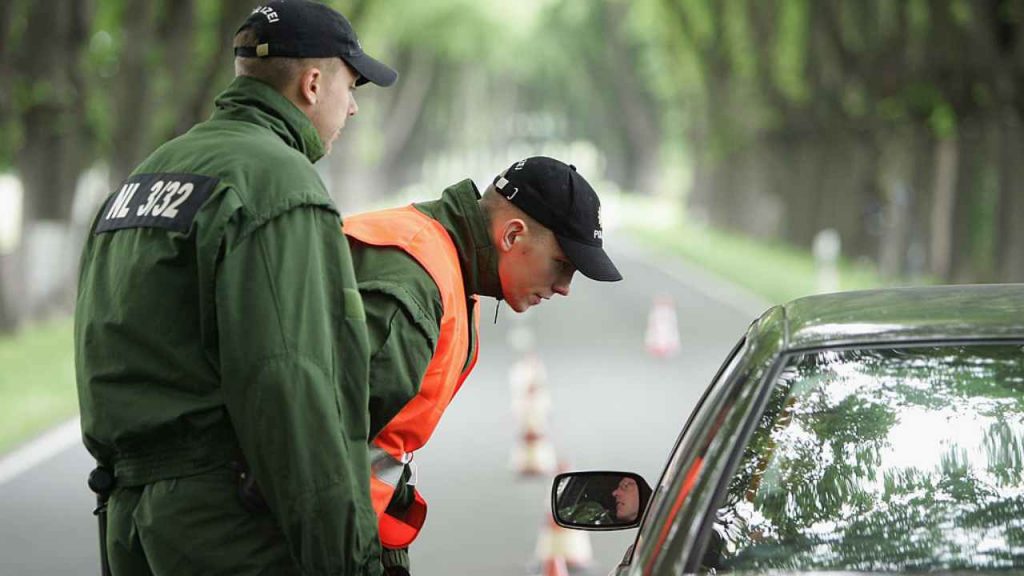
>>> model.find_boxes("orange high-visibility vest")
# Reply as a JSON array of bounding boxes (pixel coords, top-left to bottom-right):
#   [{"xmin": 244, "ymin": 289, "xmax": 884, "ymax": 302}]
[{"xmin": 344, "ymin": 205, "xmax": 480, "ymax": 549}]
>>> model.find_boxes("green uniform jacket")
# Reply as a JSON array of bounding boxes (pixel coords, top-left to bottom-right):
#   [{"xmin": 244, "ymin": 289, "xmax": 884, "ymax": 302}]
[
  {"xmin": 349, "ymin": 181, "xmax": 501, "ymax": 439},
  {"xmin": 75, "ymin": 76, "xmax": 381, "ymax": 575}
]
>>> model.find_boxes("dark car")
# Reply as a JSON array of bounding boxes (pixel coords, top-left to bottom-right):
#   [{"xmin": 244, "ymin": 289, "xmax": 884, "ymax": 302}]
[{"xmin": 553, "ymin": 284, "xmax": 1024, "ymax": 575}]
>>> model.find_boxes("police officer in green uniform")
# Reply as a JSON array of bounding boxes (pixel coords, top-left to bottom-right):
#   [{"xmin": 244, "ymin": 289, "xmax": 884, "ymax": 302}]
[
  {"xmin": 74, "ymin": 2, "xmax": 396, "ymax": 574},
  {"xmin": 348, "ymin": 157, "xmax": 623, "ymax": 575}
]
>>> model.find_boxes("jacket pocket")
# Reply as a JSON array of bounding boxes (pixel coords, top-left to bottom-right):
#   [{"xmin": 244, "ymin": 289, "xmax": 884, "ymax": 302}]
[{"xmin": 343, "ymin": 287, "xmax": 365, "ymax": 321}]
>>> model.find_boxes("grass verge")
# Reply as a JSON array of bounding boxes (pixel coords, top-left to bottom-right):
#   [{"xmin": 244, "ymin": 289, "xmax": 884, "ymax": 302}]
[
  {"xmin": 0, "ymin": 318, "xmax": 77, "ymax": 455},
  {"xmin": 610, "ymin": 191, "xmax": 895, "ymax": 305}
]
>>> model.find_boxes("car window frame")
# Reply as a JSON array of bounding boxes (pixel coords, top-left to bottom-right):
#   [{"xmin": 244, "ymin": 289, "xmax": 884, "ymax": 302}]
[
  {"xmin": 657, "ymin": 318, "xmax": 786, "ymax": 575},
  {"xmin": 687, "ymin": 337, "xmax": 1024, "ymax": 573},
  {"xmin": 624, "ymin": 303, "xmax": 796, "ymax": 576},
  {"xmin": 617, "ymin": 335, "xmax": 749, "ymax": 573}
]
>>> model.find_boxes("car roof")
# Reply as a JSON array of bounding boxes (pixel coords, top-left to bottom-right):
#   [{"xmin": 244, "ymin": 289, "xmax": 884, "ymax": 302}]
[{"xmin": 773, "ymin": 283, "xmax": 1024, "ymax": 350}]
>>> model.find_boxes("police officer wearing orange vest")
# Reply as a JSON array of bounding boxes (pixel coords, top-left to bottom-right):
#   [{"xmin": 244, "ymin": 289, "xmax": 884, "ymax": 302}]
[{"xmin": 344, "ymin": 157, "xmax": 622, "ymax": 575}]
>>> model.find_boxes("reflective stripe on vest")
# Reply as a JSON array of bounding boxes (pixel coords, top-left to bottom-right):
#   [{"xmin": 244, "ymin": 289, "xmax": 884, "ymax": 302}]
[
  {"xmin": 368, "ymin": 446, "xmax": 426, "ymax": 549},
  {"xmin": 345, "ymin": 205, "xmax": 481, "ymax": 548}
]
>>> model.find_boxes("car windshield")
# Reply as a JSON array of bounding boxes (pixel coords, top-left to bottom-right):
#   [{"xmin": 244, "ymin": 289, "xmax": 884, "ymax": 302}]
[{"xmin": 705, "ymin": 343, "xmax": 1024, "ymax": 572}]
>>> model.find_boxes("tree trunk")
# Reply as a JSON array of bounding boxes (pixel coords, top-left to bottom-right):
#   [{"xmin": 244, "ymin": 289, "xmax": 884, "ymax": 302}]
[
  {"xmin": 929, "ymin": 135, "xmax": 958, "ymax": 280},
  {"xmin": 673, "ymin": 0, "xmax": 735, "ymax": 226},
  {"xmin": 877, "ymin": 128, "xmax": 915, "ymax": 279},
  {"xmin": 997, "ymin": 113, "xmax": 1024, "ymax": 281},
  {"xmin": 0, "ymin": 250, "xmax": 23, "ymax": 334},
  {"xmin": 989, "ymin": 6, "xmax": 1024, "ymax": 282},
  {"xmin": 602, "ymin": 1, "xmax": 661, "ymax": 196},
  {"xmin": 16, "ymin": 0, "xmax": 92, "ymax": 222},
  {"xmin": 777, "ymin": 131, "xmax": 823, "ymax": 248},
  {"xmin": 0, "ymin": 0, "xmax": 15, "ymax": 166},
  {"xmin": 852, "ymin": 132, "xmax": 883, "ymax": 260},
  {"xmin": 906, "ymin": 126, "xmax": 935, "ymax": 278},
  {"xmin": 172, "ymin": 0, "xmax": 253, "ymax": 139},
  {"xmin": 14, "ymin": 0, "xmax": 94, "ymax": 318},
  {"xmin": 110, "ymin": 0, "xmax": 158, "ymax": 184},
  {"xmin": 157, "ymin": 0, "xmax": 197, "ymax": 139},
  {"xmin": 949, "ymin": 122, "xmax": 985, "ymax": 282},
  {"xmin": 742, "ymin": 133, "xmax": 786, "ymax": 240},
  {"xmin": 0, "ymin": 4, "xmax": 19, "ymax": 332},
  {"xmin": 378, "ymin": 49, "xmax": 437, "ymax": 187}
]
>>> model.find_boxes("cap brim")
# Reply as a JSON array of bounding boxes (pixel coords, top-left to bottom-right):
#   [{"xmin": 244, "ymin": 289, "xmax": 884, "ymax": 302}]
[
  {"xmin": 345, "ymin": 51, "xmax": 398, "ymax": 87},
  {"xmin": 557, "ymin": 236, "xmax": 623, "ymax": 282}
]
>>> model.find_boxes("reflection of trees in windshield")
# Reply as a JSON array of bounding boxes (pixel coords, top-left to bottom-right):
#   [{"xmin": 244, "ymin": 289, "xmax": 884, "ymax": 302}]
[{"xmin": 709, "ymin": 344, "xmax": 1024, "ymax": 572}]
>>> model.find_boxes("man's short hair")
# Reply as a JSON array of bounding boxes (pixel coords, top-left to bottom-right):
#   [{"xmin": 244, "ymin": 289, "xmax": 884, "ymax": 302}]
[{"xmin": 233, "ymin": 27, "xmax": 341, "ymax": 91}]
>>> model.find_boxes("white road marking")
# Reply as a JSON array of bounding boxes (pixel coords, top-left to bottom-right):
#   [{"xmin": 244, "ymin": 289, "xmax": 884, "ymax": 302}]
[{"xmin": 0, "ymin": 417, "xmax": 82, "ymax": 487}]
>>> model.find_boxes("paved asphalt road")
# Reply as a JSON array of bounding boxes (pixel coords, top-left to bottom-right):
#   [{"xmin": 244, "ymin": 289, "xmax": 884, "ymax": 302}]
[{"xmin": 0, "ymin": 239, "xmax": 762, "ymax": 576}]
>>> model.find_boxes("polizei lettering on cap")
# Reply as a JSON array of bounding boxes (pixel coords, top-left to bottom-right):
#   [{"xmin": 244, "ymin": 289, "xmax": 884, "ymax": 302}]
[{"xmin": 253, "ymin": 6, "xmax": 279, "ymax": 23}]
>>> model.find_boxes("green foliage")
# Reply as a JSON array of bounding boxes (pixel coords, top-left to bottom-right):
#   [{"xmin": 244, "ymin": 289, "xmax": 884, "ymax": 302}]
[
  {"xmin": 359, "ymin": 0, "xmax": 505, "ymax": 64},
  {"xmin": 929, "ymin": 101, "xmax": 957, "ymax": 138},
  {"xmin": 950, "ymin": 0, "xmax": 973, "ymax": 26},
  {"xmin": 774, "ymin": 0, "xmax": 809, "ymax": 103},
  {"xmin": 908, "ymin": 0, "xmax": 930, "ymax": 33},
  {"xmin": 3, "ymin": 0, "xmax": 1021, "ymax": 287},
  {"xmin": 85, "ymin": 29, "xmax": 117, "ymax": 149},
  {"xmin": 723, "ymin": 0, "xmax": 756, "ymax": 83},
  {"xmin": 194, "ymin": 2, "xmax": 225, "ymax": 61},
  {"xmin": 627, "ymin": 0, "xmax": 702, "ymax": 107}
]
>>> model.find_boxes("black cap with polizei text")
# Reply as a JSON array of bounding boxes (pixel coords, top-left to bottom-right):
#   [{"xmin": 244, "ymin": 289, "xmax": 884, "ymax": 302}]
[
  {"xmin": 493, "ymin": 157, "xmax": 622, "ymax": 282},
  {"xmin": 234, "ymin": 0, "xmax": 397, "ymax": 87}
]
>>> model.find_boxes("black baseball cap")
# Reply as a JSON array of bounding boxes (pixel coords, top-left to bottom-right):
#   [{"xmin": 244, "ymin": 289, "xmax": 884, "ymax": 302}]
[
  {"xmin": 234, "ymin": 0, "xmax": 397, "ymax": 87},
  {"xmin": 493, "ymin": 157, "xmax": 622, "ymax": 282}
]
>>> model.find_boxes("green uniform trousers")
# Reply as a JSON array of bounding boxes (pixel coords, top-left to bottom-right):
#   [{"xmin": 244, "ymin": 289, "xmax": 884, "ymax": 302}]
[{"xmin": 106, "ymin": 466, "xmax": 298, "ymax": 575}]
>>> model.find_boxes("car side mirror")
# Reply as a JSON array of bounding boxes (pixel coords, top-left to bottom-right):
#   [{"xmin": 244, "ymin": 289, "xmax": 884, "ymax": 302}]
[{"xmin": 551, "ymin": 471, "xmax": 651, "ymax": 530}]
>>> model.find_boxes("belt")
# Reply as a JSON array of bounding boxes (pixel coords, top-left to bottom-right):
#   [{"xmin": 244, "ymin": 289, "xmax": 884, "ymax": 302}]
[{"xmin": 113, "ymin": 423, "xmax": 239, "ymax": 486}]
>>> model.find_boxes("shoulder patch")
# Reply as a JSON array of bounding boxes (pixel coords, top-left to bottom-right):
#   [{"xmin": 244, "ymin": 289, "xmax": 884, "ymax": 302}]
[{"xmin": 94, "ymin": 173, "xmax": 219, "ymax": 235}]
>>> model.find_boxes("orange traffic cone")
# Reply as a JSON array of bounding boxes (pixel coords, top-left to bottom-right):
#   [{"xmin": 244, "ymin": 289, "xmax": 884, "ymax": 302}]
[
  {"xmin": 542, "ymin": 556, "xmax": 570, "ymax": 576},
  {"xmin": 645, "ymin": 294, "xmax": 680, "ymax": 358},
  {"xmin": 550, "ymin": 513, "xmax": 595, "ymax": 572},
  {"xmin": 533, "ymin": 502, "xmax": 593, "ymax": 574},
  {"xmin": 509, "ymin": 353, "xmax": 557, "ymax": 477}
]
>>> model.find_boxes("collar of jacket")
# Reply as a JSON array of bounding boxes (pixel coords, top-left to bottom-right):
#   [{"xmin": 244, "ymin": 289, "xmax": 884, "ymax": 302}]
[
  {"xmin": 210, "ymin": 76, "xmax": 327, "ymax": 163},
  {"xmin": 413, "ymin": 179, "xmax": 503, "ymax": 300}
]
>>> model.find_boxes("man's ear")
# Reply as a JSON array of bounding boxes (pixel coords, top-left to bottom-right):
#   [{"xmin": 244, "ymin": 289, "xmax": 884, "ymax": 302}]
[
  {"xmin": 298, "ymin": 66, "xmax": 323, "ymax": 106},
  {"xmin": 499, "ymin": 219, "xmax": 526, "ymax": 252}
]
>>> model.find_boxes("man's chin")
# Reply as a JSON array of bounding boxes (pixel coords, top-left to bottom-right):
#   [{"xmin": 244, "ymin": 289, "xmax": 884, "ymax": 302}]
[
  {"xmin": 508, "ymin": 298, "xmax": 531, "ymax": 314},
  {"xmin": 322, "ymin": 131, "xmax": 343, "ymax": 155}
]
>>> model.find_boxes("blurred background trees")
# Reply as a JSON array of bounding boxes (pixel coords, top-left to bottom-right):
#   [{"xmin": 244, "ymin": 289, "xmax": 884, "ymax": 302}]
[{"xmin": 0, "ymin": 0, "xmax": 1022, "ymax": 334}]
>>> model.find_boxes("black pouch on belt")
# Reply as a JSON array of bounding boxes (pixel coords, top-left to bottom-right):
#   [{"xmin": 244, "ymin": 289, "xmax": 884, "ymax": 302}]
[
  {"xmin": 231, "ymin": 456, "xmax": 269, "ymax": 513},
  {"xmin": 88, "ymin": 465, "xmax": 115, "ymax": 576}
]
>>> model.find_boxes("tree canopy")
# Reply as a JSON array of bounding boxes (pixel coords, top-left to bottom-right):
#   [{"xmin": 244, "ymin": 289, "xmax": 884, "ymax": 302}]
[{"xmin": 1, "ymin": 0, "xmax": 1023, "ymax": 332}]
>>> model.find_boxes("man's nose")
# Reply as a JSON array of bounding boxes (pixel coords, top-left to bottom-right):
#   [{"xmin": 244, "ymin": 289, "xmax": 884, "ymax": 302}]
[
  {"xmin": 349, "ymin": 94, "xmax": 359, "ymax": 116},
  {"xmin": 552, "ymin": 272, "xmax": 573, "ymax": 297}
]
